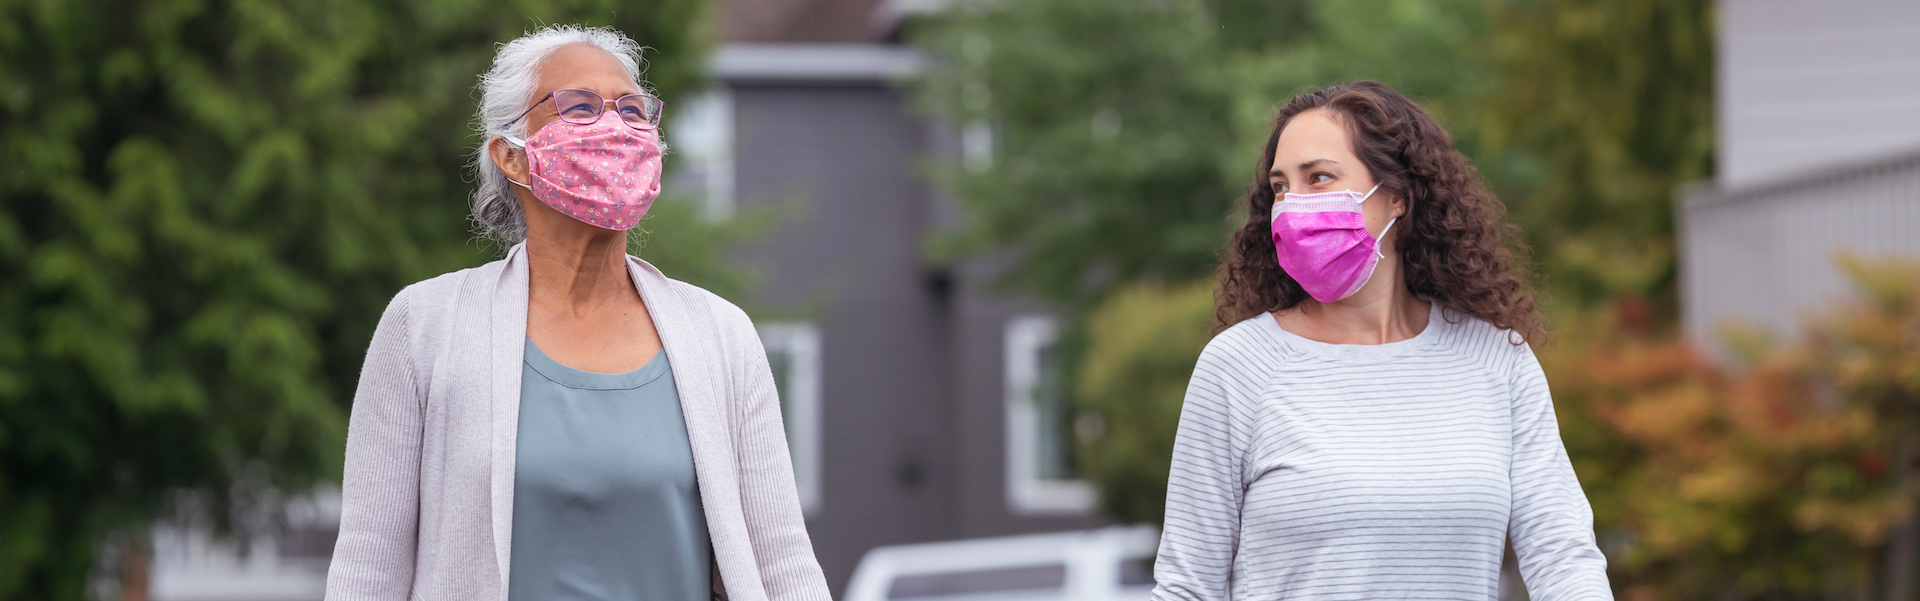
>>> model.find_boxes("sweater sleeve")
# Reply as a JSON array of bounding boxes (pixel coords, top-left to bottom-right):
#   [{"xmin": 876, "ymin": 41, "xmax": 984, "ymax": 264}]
[
  {"xmin": 715, "ymin": 299, "xmax": 832, "ymax": 600},
  {"xmin": 325, "ymin": 287, "xmax": 422, "ymax": 601},
  {"xmin": 1151, "ymin": 339, "xmax": 1252, "ymax": 601},
  {"xmin": 1508, "ymin": 348, "xmax": 1613, "ymax": 600}
]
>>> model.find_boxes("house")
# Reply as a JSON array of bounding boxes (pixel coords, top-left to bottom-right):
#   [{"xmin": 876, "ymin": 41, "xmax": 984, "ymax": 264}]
[
  {"xmin": 689, "ymin": 0, "xmax": 1110, "ymax": 593},
  {"xmin": 1679, "ymin": 0, "xmax": 1920, "ymax": 350}
]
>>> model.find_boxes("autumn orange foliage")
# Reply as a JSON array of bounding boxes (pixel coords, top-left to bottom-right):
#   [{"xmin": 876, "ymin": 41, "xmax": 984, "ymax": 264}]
[{"xmin": 1544, "ymin": 257, "xmax": 1920, "ymax": 599}]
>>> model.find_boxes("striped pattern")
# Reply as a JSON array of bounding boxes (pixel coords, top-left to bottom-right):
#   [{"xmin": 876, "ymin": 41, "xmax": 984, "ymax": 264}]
[{"xmin": 1150, "ymin": 305, "xmax": 1611, "ymax": 600}]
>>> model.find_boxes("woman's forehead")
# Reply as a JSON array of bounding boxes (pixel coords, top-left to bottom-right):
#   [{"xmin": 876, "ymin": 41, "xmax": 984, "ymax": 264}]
[
  {"xmin": 535, "ymin": 44, "xmax": 639, "ymax": 96},
  {"xmin": 1274, "ymin": 111, "xmax": 1353, "ymax": 165}
]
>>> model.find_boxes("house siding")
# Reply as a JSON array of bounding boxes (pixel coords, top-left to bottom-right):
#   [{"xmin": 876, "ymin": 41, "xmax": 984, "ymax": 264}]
[
  {"xmin": 1718, "ymin": 0, "xmax": 1920, "ymax": 188},
  {"xmin": 1680, "ymin": 151, "xmax": 1920, "ymax": 351},
  {"xmin": 727, "ymin": 79, "xmax": 1104, "ymax": 596}
]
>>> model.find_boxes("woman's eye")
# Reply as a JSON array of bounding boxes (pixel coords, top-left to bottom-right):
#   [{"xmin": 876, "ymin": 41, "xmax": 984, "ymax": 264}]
[
  {"xmin": 1311, "ymin": 173, "xmax": 1332, "ymax": 184},
  {"xmin": 563, "ymin": 103, "xmax": 596, "ymax": 115},
  {"xmin": 1274, "ymin": 183, "xmax": 1289, "ymax": 194}
]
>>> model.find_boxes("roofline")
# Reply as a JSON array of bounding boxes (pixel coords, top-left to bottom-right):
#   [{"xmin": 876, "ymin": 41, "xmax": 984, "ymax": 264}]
[
  {"xmin": 1686, "ymin": 146, "xmax": 1920, "ymax": 210},
  {"xmin": 869, "ymin": 0, "xmax": 949, "ymax": 39},
  {"xmin": 710, "ymin": 43, "xmax": 926, "ymax": 83}
]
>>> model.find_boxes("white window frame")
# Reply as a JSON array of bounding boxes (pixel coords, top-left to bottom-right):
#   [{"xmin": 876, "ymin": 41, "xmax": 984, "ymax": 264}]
[
  {"xmin": 666, "ymin": 88, "xmax": 735, "ymax": 220},
  {"xmin": 758, "ymin": 322, "xmax": 822, "ymax": 516},
  {"xmin": 961, "ymin": 120, "xmax": 994, "ymax": 174},
  {"xmin": 1004, "ymin": 315, "xmax": 1095, "ymax": 515}
]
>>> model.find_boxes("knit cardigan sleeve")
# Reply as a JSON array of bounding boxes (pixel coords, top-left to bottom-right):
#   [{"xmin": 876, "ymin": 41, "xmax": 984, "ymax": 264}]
[
  {"xmin": 701, "ymin": 288, "xmax": 833, "ymax": 601},
  {"xmin": 325, "ymin": 287, "xmax": 423, "ymax": 600}
]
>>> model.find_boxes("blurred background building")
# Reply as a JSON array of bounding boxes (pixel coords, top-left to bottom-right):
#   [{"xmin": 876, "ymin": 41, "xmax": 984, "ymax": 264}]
[
  {"xmin": 700, "ymin": 0, "xmax": 1111, "ymax": 592},
  {"xmin": 1679, "ymin": 0, "xmax": 1920, "ymax": 351}
]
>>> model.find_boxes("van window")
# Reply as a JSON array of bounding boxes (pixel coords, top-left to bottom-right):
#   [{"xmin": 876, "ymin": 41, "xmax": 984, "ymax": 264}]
[
  {"xmin": 1119, "ymin": 557, "xmax": 1156, "ymax": 587},
  {"xmin": 886, "ymin": 564, "xmax": 1068, "ymax": 599}
]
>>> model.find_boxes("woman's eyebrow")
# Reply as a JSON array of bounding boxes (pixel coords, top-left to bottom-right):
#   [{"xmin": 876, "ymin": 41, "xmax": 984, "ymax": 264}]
[{"xmin": 1271, "ymin": 158, "xmax": 1340, "ymax": 178}]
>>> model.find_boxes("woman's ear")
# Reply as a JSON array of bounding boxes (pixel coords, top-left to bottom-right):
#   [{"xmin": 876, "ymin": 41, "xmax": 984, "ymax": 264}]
[{"xmin": 487, "ymin": 136, "xmax": 530, "ymax": 187}]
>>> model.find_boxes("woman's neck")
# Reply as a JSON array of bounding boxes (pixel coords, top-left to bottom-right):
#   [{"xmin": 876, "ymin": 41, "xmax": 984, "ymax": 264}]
[
  {"xmin": 524, "ymin": 224, "xmax": 635, "ymax": 316},
  {"xmin": 1275, "ymin": 256, "xmax": 1430, "ymax": 345}
]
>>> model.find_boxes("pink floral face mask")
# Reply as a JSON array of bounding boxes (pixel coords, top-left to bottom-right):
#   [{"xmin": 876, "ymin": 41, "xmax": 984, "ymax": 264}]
[
  {"xmin": 1270, "ymin": 183, "xmax": 1397, "ymax": 303},
  {"xmin": 506, "ymin": 110, "xmax": 663, "ymax": 231}
]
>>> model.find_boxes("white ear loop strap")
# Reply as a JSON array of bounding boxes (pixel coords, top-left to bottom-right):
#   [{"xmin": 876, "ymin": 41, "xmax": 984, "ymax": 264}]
[
  {"xmin": 1374, "ymin": 217, "xmax": 1398, "ymax": 259},
  {"xmin": 499, "ymin": 134, "xmax": 533, "ymax": 190},
  {"xmin": 1360, "ymin": 183, "xmax": 1393, "ymax": 258},
  {"xmin": 1355, "ymin": 182, "xmax": 1382, "ymax": 203}
]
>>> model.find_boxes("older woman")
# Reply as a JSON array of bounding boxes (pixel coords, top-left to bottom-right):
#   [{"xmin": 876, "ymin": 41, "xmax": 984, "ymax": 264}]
[
  {"xmin": 1151, "ymin": 81, "xmax": 1611, "ymax": 599},
  {"xmin": 324, "ymin": 25, "xmax": 830, "ymax": 601}
]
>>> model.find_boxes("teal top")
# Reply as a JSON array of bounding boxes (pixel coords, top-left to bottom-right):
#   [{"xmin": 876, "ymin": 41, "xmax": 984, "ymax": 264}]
[{"xmin": 508, "ymin": 338, "xmax": 712, "ymax": 601}]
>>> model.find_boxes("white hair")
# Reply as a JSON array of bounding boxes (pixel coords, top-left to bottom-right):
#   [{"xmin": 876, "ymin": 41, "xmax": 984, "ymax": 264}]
[{"xmin": 470, "ymin": 24, "xmax": 656, "ymax": 245}]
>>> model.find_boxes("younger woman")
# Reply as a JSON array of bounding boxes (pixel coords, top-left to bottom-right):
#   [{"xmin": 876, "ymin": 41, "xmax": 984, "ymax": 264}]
[{"xmin": 1150, "ymin": 81, "xmax": 1611, "ymax": 600}]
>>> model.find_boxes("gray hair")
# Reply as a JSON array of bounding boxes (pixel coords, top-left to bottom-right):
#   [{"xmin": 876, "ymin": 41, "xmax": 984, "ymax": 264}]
[{"xmin": 470, "ymin": 25, "xmax": 654, "ymax": 245}]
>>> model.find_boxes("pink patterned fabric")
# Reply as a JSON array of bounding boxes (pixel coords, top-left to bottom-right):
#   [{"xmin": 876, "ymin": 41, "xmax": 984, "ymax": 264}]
[
  {"xmin": 1270, "ymin": 186, "xmax": 1389, "ymax": 303},
  {"xmin": 519, "ymin": 111, "xmax": 662, "ymax": 231}
]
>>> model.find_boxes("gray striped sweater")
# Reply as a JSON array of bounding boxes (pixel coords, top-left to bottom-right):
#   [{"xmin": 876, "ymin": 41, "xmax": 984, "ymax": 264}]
[{"xmin": 1150, "ymin": 304, "xmax": 1612, "ymax": 600}]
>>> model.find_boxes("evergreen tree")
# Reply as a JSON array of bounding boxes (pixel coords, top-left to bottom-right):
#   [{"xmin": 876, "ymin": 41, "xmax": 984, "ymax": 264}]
[{"xmin": 0, "ymin": 1, "xmax": 738, "ymax": 598}]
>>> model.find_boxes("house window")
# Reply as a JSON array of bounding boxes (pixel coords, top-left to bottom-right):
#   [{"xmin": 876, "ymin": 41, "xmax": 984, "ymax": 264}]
[
  {"xmin": 961, "ymin": 120, "xmax": 994, "ymax": 173},
  {"xmin": 1004, "ymin": 316, "xmax": 1095, "ymax": 515},
  {"xmin": 666, "ymin": 88, "xmax": 735, "ymax": 219},
  {"xmin": 758, "ymin": 322, "xmax": 822, "ymax": 516}
]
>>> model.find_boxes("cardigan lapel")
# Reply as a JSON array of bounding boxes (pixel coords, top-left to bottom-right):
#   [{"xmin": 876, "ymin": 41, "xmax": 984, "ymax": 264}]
[
  {"xmin": 625, "ymin": 256, "xmax": 763, "ymax": 601},
  {"xmin": 488, "ymin": 243, "xmax": 531, "ymax": 593}
]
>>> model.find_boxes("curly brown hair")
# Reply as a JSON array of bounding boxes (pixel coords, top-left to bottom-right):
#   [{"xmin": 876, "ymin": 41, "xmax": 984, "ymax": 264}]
[{"xmin": 1214, "ymin": 80, "xmax": 1543, "ymax": 343}]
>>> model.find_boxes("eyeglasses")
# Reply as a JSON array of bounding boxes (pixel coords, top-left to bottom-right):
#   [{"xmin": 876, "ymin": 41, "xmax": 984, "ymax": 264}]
[{"xmin": 505, "ymin": 88, "xmax": 665, "ymax": 131}]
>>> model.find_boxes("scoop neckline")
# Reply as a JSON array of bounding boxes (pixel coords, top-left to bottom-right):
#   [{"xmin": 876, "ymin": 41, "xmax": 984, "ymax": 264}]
[
  {"xmin": 1262, "ymin": 302, "xmax": 1447, "ymax": 360},
  {"xmin": 523, "ymin": 337, "xmax": 669, "ymax": 391}
]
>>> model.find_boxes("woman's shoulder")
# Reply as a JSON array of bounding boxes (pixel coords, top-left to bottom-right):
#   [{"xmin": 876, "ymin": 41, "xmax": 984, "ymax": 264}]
[
  {"xmin": 370, "ymin": 259, "xmax": 515, "ymax": 354},
  {"xmin": 1428, "ymin": 304, "xmax": 1538, "ymax": 371},
  {"xmin": 390, "ymin": 259, "xmax": 507, "ymax": 317},
  {"xmin": 1198, "ymin": 313, "xmax": 1288, "ymax": 372},
  {"xmin": 672, "ymin": 279, "xmax": 751, "ymax": 327},
  {"xmin": 624, "ymin": 257, "xmax": 758, "ymax": 341}
]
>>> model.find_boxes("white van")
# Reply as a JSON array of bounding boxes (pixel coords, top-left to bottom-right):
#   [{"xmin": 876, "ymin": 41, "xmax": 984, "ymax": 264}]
[{"xmin": 842, "ymin": 526, "xmax": 1161, "ymax": 601}]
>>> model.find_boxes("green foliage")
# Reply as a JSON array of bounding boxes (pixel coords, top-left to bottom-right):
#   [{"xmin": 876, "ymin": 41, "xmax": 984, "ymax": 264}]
[
  {"xmin": 0, "ymin": 0, "xmax": 731, "ymax": 598},
  {"xmin": 1074, "ymin": 280, "xmax": 1214, "ymax": 525},
  {"xmin": 1479, "ymin": 0, "xmax": 1715, "ymax": 309},
  {"xmin": 914, "ymin": 0, "xmax": 1243, "ymax": 308},
  {"xmin": 912, "ymin": 0, "xmax": 1502, "ymax": 311},
  {"xmin": 914, "ymin": 0, "xmax": 1712, "ymax": 313}
]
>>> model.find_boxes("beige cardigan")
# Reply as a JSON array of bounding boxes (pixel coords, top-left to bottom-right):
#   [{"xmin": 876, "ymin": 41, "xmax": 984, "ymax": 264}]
[{"xmin": 324, "ymin": 243, "xmax": 831, "ymax": 601}]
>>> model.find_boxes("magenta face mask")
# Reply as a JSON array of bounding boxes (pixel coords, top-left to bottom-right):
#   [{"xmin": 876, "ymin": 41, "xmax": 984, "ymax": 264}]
[
  {"xmin": 1270, "ymin": 183, "xmax": 1397, "ymax": 303},
  {"xmin": 506, "ymin": 110, "xmax": 663, "ymax": 231}
]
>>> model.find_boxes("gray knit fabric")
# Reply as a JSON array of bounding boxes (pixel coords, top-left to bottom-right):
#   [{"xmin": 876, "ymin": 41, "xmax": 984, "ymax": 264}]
[
  {"xmin": 1151, "ymin": 304, "xmax": 1612, "ymax": 601},
  {"xmin": 325, "ymin": 242, "xmax": 829, "ymax": 601}
]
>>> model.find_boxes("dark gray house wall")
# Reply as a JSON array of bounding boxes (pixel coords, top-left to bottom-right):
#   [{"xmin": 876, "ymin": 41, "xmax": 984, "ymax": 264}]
[
  {"xmin": 718, "ymin": 50, "xmax": 1104, "ymax": 595},
  {"xmin": 731, "ymin": 80, "xmax": 960, "ymax": 591}
]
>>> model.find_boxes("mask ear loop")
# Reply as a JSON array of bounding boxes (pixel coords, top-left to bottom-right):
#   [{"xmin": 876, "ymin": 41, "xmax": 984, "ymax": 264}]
[
  {"xmin": 1374, "ymin": 217, "xmax": 1398, "ymax": 259},
  {"xmin": 1355, "ymin": 182, "xmax": 1383, "ymax": 203},
  {"xmin": 499, "ymin": 134, "xmax": 534, "ymax": 190},
  {"xmin": 1361, "ymin": 183, "xmax": 1392, "ymax": 259}
]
